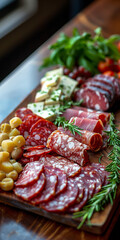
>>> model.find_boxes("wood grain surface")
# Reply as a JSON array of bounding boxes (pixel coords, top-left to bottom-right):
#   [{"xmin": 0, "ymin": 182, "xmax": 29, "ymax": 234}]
[{"xmin": 1, "ymin": 0, "xmax": 120, "ymax": 239}]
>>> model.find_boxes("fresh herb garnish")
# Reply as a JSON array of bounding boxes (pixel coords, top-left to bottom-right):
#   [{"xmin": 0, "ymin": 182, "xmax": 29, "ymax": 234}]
[
  {"xmin": 40, "ymin": 28, "xmax": 120, "ymax": 74},
  {"xmin": 54, "ymin": 116, "xmax": 82, "ymax": 136},
  {"xmin": 73, "ymin": 113, "xmax": 120, "ymax": 229},
  {"xmin": 58, "ymin": 99, "xmax": 83, "ymax": 115}
]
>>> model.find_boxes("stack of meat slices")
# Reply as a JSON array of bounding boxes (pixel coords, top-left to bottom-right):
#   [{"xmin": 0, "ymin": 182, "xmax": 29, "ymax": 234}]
[
  {"xmin": 14, "ymin": 158, "xmax": 109, "ymax": 213},
  {"xmin": 73, "ymin": 74, "xmax": 120, "ymax": 111}
]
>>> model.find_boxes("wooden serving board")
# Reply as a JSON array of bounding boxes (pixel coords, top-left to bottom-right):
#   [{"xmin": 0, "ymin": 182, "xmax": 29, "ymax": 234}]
[{"xmin": 0, "ymin": 85, "xmax": 120, "ymax": 235}]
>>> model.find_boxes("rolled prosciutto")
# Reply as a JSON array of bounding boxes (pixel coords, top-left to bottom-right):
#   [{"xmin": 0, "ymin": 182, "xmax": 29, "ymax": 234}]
[
  {"xmin": 69, "ymin": 117, "xmax": 104, "ymax": 134},
  {"xmin": 47, "ymin": 130, "xmax": 89, "ymax": 166},
  {"xmin": 58, "ymin": 127, "xmax": 103, "ymax": 152}
]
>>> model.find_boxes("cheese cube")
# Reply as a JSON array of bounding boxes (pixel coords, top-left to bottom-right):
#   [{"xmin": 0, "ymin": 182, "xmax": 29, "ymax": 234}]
[
  {"xmin": 45, "ymin": 68, "xmax": 63, "ymax": 77},
  {"xmin": 45, "ymin": 89, "xmax": 62, "ymax": 105},
  {"xmin": 27, "ymin": 102, "xmax": 44, "ymax": 114},
  {"xmin": 41, "ymin": 75, "xmax": 60, "ymax": 88},
  {"xmin": 58, "ymin": 76, "xmax": 78, "ymax": 98},
  {"xmin": 35, "ymin": 89, "xmax": 50, "ymax": 102},
  {"xmin": 44, "ymin": 104, "xmax": 60, "ymax": 114},
  {"xmin": 35, "ymin": 110, "xmax": 56, "ymax": 121}
]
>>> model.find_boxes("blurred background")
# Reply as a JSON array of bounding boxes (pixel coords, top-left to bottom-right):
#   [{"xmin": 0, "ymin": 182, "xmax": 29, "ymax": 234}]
[{"xmin": 0, "ymin": 0, "xmax": 94, "ymax": 81}]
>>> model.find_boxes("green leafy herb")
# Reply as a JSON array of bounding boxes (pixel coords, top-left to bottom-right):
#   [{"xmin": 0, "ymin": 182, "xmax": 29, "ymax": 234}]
[
  {"xmin": 54, "ymin": 116, "xmax": 82, "ymax": 136},
  {"xmin": 73, "ymin": 113, "xmax": 120, "ymax": 229},
  {"xmin": 58, "ymin": 99, "xmax": 83, "ymax": 115},
  {"xmin": 40, "ymin": 28, "xmax": 120, "ymax": 74},
  {"xmin": 98, "ymin": 154, "xmax": 104, "ymax": 163}
]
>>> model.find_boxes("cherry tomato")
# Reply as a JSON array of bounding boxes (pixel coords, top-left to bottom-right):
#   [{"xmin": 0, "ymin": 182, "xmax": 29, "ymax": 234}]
[
  {"xmin": 103, "ymin": 71, "xmax": 115, "ymax": 77},
  {"xmin": 117, "ymin": 72, "xmax": 120, "ymax": 79},
  {"xmin": 98, "ymin": 58, "xmax": 114, "ymax": 73},
  {"xmin": 117, "ymin": 42, "xmax": 120, "ymax": 52}
]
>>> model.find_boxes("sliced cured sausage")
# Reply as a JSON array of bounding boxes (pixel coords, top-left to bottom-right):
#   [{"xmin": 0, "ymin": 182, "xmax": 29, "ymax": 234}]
[
  {"xmin": 15, "ymin": 162, "xmax": 44, "ymax": 187},
  {"xmin": 31, "ymin": 168, "xmax": 57, "ymax": 204},
  {"xmin": 58, "ymin": 127, "xmax": 103, "ymax": 152},
  {"xmin": 15, "ymin": 108, "xmax": 33, "ymax": 120},
  {"xmin": 30, "ymin": 119, "xmax": 57, "ymax": 134},
  {"xmin": 14, "ymin": 173, "xmax": 45, "ymax": 201},
  {"xmin": 25, "ymin": 127, "xmax": 51, "ymax": 146},
  {"xmin": 41, "ymin": 178, "xmax": 79, "ymax": 212},
  {"xmin": 45, "ymin": 166, "xmax": 67, "ymax": 195},
  {"xmin": 39, "ymin": 154, "xmax": 81, "ymax": 177},
  {"xmin": 23, "ymin": 145, "xmax": 45, "ymax": 151},
  {"xmin": 91, "ymin": 163, "xmax": 109, "ymax": 185},
  {"xmin": 47, "ymin": 130, "xmax": 89, "ymax": 166},
  {"xmin": 23, "ymin": 148, "xmax": 52, "ymax": 158},
  {"xmin": 69, "ymin": 117, "xmax": 104, "ymax": 134},
  {"xmin": 68, "ymin": 188, "xmax": 89, "ymax": 212},
  {"xmin": 74, "ymin": 86, "xmax": 110, "ymax": 111}
]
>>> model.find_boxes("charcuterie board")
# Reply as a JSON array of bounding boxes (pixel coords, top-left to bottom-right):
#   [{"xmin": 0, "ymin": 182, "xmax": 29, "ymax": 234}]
[{"xmin": 0, "ymin": 83, "xmax": 120, "ymax": 234}]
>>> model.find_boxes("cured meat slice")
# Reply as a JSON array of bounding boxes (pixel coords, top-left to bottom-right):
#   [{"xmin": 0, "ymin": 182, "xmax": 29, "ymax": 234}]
[
  {"xmin": 15, "ymin": 108, "xmax": 33, "ymax": 120},
  {"xmin": 69, "ymin": 117, "xmax": 103, "ymax": 134},
  {"xmin": 94, "ymin": 74, "xmax": 120, "ymax": 99},
  {"xmin": 68, "ymin": 188, "xmax": 89, "ymax": 212},
  {"xmin": 15, "ymin": 162, "xmax": 44, "ymax": 187},
  {"xmin": 45, "ymin": 166, "xmax": 67, "ymax": 195},
  {"xmin": 91, "ymin": 163, "xmax": 109, "ymax": 185},
  {"xmin": 58, "ymin": 127, "xmax": 103, "ymax": 152},
  {"xmin": 30, "ymin": 127, "xmax": 52, "ymax": 145},
  {"xmin": 41, "ymin": 178, "xmax": 79, "ymax": 212},
  {"xmin": 19, "ymin": 156, "xmax": 40, "ymax": 165},
  {"xmin": 39, "ymin": 154, "xmax": 81, "ymax": 177},
  {"xmin": 74, "ymin": 86, "xmax": 110, "ymax": 111},
  {"xmin": 72, "ymin": 106, "xmax": 110, "ymax": 124},
  {"xmin": 23, "ymin": 145, "xmax": 45, "ymax": 151},
  {"xmin": 30, "ymin": 119, "xmax": 57, "ymax": 134},
  {"xmin": 14, "ymin": 173, "xmax": 45, "ymax": 201},
  {"xmin": 23, "ymin": 148, "xmax": 52, "ymax": 158},
  {"xmin": 47, "ymin": 130, "xmax": 89, "ymax": 166},
  {"xmin": 31, "ymin": 168, "xmax": 57, "ymax": 204},
  {"xmin": 62, "ymin": 108, "xmax": 108, "ymax": 126},
  {"xmin": 82, "ymin": 80, "xmax": 115, "ymax": 101}
]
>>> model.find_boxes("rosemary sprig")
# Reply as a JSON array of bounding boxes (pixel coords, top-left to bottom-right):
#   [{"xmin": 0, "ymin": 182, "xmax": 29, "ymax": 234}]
[
  {"xmin": 54, "ymin": 116, "xmax": 82, "ymax": 136},
  {"xmin": 73, "ymin": 113, "xmax": 120, "ymax": 229}
]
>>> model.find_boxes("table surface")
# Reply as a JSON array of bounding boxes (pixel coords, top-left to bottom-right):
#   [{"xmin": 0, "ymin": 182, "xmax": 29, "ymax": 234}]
[{"xmin": 1, "ymin": 0, "xmax": 120, "ymax": 239}]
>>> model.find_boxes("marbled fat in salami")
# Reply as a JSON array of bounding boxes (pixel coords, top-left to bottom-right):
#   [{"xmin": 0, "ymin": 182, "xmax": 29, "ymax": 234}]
[
  {"xmin": 47, "ymin": 130, "xmax": 89, "ymax": 166},
  {"xmin": 41, "ymin": 178, "xmax": 79, "ymax": 212},
  {"xmin": 58, "ymin": 127, "xmax": 103, "ymax": 152},
  {"xmin": 15, "ymin": 108, "xmax": 33, "ymax": 120},
  {"xmin": 14, "ymin": 173, "xmax": 45, "ymax": 201},
  {"xmin": 39, "ymin": 154, "xmax": 81, "ymax": 177},
  {"xmin": 23, "ymin": 148, "xmax": 52, "ymax": 158},
  {"xmin": 15, "ymin": 162, "xmax": 44, "ymax": 187},
  {"xmin": 30, "ymin": 119, "xmax": 57, "ymax": 134},
  {"xmin": 31, "ymin": 168, "xmax": 57, "ymax": 204}
]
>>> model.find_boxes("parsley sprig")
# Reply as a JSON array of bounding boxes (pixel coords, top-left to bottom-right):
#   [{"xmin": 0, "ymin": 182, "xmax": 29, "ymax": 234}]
[
  {"xmin": 54, "ymin": 116, "xmax": 82, "ymax": 136},
  {"xmin": 40, "ymin": 28, "xmax": 120, "ymax": 74},
  {"xmin": 73, "ymin": 113, "xmax": 120, "ymax": 229}
]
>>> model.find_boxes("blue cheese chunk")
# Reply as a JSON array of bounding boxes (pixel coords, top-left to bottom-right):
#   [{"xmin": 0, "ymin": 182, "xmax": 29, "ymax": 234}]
[
  {"xmin": 36, "ymin": 109, "xmax": 56, "ymax": 121},
  {"xmin": 45, "ymin": 89, "xmax": 62, "ymax": 105},
  {"xmin": 58, "ymin": 76, "xmax": 78, "ymax": 98},
  {"xmin": 45, "ymin": 68, "xmax": 63, "ymax": 77},
  {"xmin": 44, "ymin": 104, "xmax": 60, "ymax": 114},
  {"xmin": 27, "ymin": 102, "xmax": 44, "ymax": 114},
  {"xmin": 35, "ymin": 89, "xmax": 50, "ymax": 102},
  {"xmin": 41, "ymin": 75, "xmax": 60, "ymax": 88}
]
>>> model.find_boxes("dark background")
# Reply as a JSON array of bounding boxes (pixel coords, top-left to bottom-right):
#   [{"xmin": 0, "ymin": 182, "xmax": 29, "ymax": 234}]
[{"xmin": 0, "ymin": 0, "xmax": 94, "ymax": 81}]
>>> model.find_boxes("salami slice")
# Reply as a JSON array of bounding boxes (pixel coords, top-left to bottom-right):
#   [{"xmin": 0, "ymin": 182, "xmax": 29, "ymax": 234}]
[
  {"xmin": 15, "ymin": 162, "xmax": 44, "ymax": 187},
  {"xmin": 45, "ymin": 166, "xmax": 67, "ymax": 195},
  {"xmin": 15, "ymin": 108, "xmax": 33, "ymax": 120},
  {"xmin": 58, "ymin": 127, "xmax": 103, "ymax": 152},
  {"xmin": 91, "ymin": 163, "xmax": 109, "ymax": 185},
  {"xmin": 30, "ymin": 119, "xmax": 57, "ymax": 134},
  {"xmin": 23, "ymin": 145, "xmax": 45, "ymax": 151},
  {"xmin": 74, "ymin": 87, "xmax": 110, "ymax": 111},
  {"xmin": 23, "ymin": 148, "xmax": 52, "ymax": 158},
  {"xmin": 69, "ymin": 117, "xmax": 104, "ymax": 134},
  {"xmin": 39, "ymin": 154, "xmax": 81, "ymax": 177},
  {"xmin": 30, "ymin": 127, "xmax": 52, "ymax": 145},
  {"xmin": 68, "ymin": 188, "xmax": 89, "ymax": 212},
  {"xmin": 31, "ymin": 168, "xmax": 57, "ymax": 204},
  {"xmin": 47, "ymin": 130, "xmax": 89, "ymax": 166},
  {"xmin": 41, "ymin": 178, "xmax": 79, "ymax": 212},
  {"xmin": 14, "ymin": 173, "xmax": 45, "ymax": 201}
]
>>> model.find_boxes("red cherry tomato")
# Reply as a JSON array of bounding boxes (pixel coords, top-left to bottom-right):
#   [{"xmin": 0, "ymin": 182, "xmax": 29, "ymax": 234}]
[
  {"xmin": 117, "ymin": 42, "xmax": 120, "ymax": 52},
  {"xmin": 98, "ymin": 58, "xmax": 114, "ymax": 73},
  {"xmin": 103, "ymin": 71, "xmax": 115, "ymax": 77},
  {"xmin": 117, "ymin": 72, "xmax": 120, "ymax": 79}
]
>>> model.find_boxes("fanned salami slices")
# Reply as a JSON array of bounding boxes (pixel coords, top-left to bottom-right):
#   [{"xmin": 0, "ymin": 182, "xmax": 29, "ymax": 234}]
[
  {"xmin": 91, "ymin": 163, "xmax": 109, "ymax": 185},
  {"xmin": 68, "ymin": 188, "xmax": 89, "ymax": 212},
  {"xmin": 15, "ymin": 162, "xmax": 44, "ymax": 187},
  {"xmin": 41, "ymin": 178, "xmax": 79, "ymax": 212},
  {"xmin": 69, "ymin": 117, "xmax": 104, "ymax": 134},
  {"xmin": 39, "ymin": 154, "xmax": 81, "ymax": 177},
  {"xmin": 31, "ymin": 168, "xmax": 57, "ymax": 204},
  {"xmin": 58, "ymin": 127, "xmax": 103, "ymax": 152},
  {"xmin": 45, "ymin": 166, "xmax": 67, "ymax": 195},
  {"xmin": 47, "ymin": 130, "xmax": 89, "ymax": 166},
  {"xmin": 23, "ymin": 148, "xmax": 52, "ymax": 158},
  {"xmin": 14, "ymin": 173, "xmax": 45, "ymax": 201}
]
